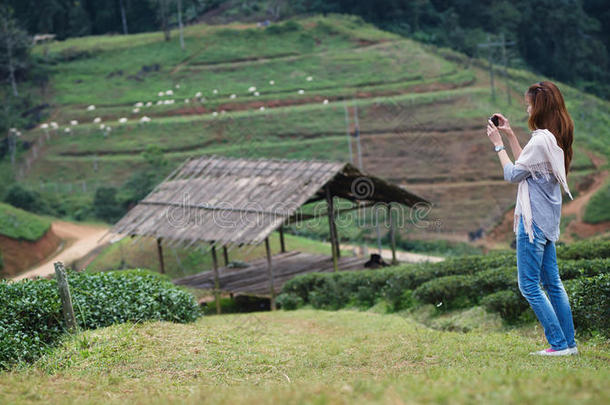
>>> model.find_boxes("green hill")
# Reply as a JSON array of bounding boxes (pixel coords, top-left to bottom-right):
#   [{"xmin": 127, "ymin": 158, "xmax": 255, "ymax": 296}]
[
  {"xmin": 5, "ymin": 14, "xmax": 610, "ymax": 246},
  {"xmin": 0, "ymin": 202, "xmax": 51, "ymax": 242}
]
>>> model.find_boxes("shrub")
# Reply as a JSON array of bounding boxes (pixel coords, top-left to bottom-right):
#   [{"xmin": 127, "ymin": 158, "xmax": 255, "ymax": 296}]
[
  {"xmin": 0, "ymin": 277, "xmax": 63, "ymax": 369},
  {"xmin": 3, "ymin": 184, "xmax": 57, "ymax": 217},
  {"xmin": 68, "ymin": 269, "xmax": 201, "ymax": 328},
  {"xmin": 265, "ymin": 20, "xmax": 302, "ymax": 35},
  {"xmin": 0, "ymin": 269, "xmax": 201, "ymax": 369},
  {"xmin": 279, "ymin": 250, "xmax": 608, "ymax": 316},
  {"xmin": 556, "ymin": 240, "xmax": 610, "ymax": 260},
  {"xmin": 558, "ymin": 258, "xmax": 610, "ymax": 279},
  {"xmin": 472, "ymin": 266, "xmax": 518, "ymax": 295},
  {"xmin": 281, "ymin": 272, "xmax": 330, "ymax": 303},
  {"xmin": 276, "ymin": 293, "xmax": 304, "ymax": 310},
  {"xmin": 412, "ymin": 275, "xmax": 476, "ymax": 309},
  {"xmin": 570, "ymin": 274, "xmax": 610, "ymax": 337},
  {"xmin": 481, "ymin": 290, "xmax": 530, "ymax": 322},
  {"xmin": 93, "ymin": 186, "xmax": 124, "ymax": 223}
]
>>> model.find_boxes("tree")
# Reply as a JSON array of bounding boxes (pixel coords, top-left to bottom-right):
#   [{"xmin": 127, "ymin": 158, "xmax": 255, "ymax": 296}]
[
  {"xmin": 177, "ymin": 0, "xmax": 184, "ymax": 49},
  {"xmin": 154, "ymin": 0, "xmax": 173, "ymax": 41},
  {"xmin": 93, "ymin": 187, "xmax": 124, "ymax": 223},
  {"xmin": 0, "ymin": 5, "xmax": 31, "ymax": 97},
  {"xmin": 119, "ymin": 0, "xmax": 129, "ymax": 34}
]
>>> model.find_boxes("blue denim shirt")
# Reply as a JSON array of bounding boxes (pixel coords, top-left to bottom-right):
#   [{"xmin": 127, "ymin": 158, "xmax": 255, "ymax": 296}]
[{"xmin": 503, "ymin": 162, "xmax": 562, "ymax": 241}]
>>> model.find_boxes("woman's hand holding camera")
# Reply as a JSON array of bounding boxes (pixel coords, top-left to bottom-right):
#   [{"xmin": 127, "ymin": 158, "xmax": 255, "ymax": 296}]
[
  {"xmin": 492, "ymin": 113, "xmax": 513, "ymax": 133},
  {"xmin": 486, "ymin": 118, "xmax": 503, "ymax": 147}
]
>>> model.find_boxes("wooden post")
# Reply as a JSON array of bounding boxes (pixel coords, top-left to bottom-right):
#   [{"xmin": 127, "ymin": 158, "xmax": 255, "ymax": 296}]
[
  {"xmin": 325, "ymin": 185, "xmax": 339, "ymax": 272},
  {"xmin": 222, "ymin": 245, "xmax": 229, "ymax": 266},
  {"xmin": 211, "ymin": 244, "xmax": 221, "ymax": 314},
  {"xmin": 332, "ymin": 207, "xmax": 340, "ymax": 259},
  {"xmin": 388, "ymin": 203, "xmax": 398, "ymax": 265},
  {"xmin": 265, "ymin": 237, "xmax": 276, "ymax": 310},
  {"xmin": 54, "ymin": 262, "xmax": 77, "ymax": 333},
  {"xmin": 156, "ymin": 237, "xmax": 165, "ymax": 274},
  {"xmin": 279, "ymin": 226, "xmax": 286, "ymax": 253}
]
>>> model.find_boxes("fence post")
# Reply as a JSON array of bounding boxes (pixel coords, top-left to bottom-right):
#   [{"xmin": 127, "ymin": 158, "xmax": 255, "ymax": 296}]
[{"xmin": 54, "ymin": 261, "xmax": 78, "ymax": 333}]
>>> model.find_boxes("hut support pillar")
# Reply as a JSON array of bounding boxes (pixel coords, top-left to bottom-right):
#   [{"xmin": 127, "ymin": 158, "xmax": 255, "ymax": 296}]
[
  {"xmin": 325, "ymin": 185, "xmax": 339, "ymax": 272},
  {"xmin": 279, "ymin": 226, "xmax": 286, "ymax": 253},
  {"xmin": 388, "ymin": 203, "xmax": 398, "ymax": 265},
  {"xmin": 156, "ymin": 237, "xmax": 165, "ymax": 274},
  {"xmin": 222, "ymin": 245, "xmax": 229, "ymax": 266},
  {"xmin": 265, "ymin": 237, "xmax": 276, "ymax": 310},
  {"xmin": 211, "ymin": 244, "xmax": 221, "ymax": 314}
]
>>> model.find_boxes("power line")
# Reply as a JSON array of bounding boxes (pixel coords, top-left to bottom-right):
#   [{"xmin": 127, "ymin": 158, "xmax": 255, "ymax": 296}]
[{"xmin": 478, "ymin": 33, "xmax": 516, "ymax": 104}]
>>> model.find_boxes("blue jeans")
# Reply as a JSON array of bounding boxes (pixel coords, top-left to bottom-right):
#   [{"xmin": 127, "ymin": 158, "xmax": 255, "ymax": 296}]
[{"xmin": 516, "ymin": 216, "xmax": 576, "ymax": 350}]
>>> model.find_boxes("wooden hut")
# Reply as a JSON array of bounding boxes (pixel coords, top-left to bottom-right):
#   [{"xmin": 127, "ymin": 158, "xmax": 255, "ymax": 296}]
[{"xmin": 101, "ymin": 155, "xmax": 431, "ymax": 313}]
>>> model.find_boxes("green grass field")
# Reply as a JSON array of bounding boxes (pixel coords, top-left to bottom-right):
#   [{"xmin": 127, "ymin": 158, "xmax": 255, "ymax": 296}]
[
  {"xmin": 1, "ymin": 308, "xmax": 608, "ymax": 404},
  {"xmin": 0, "ymin": 202, "xmax": 51, "ymax": 241}
]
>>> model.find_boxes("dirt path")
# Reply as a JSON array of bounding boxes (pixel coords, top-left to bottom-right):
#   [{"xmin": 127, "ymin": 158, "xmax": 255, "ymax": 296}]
[
  {"xmin": 339, "ymin": 242, "xmax": 445, "ymax": 263},
  {"xmin": 12, "ymin": 221, "xmax": 110, "ymax": 281}
]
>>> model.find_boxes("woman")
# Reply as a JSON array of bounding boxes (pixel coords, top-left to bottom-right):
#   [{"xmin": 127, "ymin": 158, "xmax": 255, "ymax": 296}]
[{"xmin": 486, "ymin": 80, "xmax": 578, "ymax": 356}]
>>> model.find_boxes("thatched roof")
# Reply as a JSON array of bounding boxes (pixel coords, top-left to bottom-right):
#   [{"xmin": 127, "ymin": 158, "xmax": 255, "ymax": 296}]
[{"xmin": 99, "ymin": 155, "xmax": 431, "ymax": 251}]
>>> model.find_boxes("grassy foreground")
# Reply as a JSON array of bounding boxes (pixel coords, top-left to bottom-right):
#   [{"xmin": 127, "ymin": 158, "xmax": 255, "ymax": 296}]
[{"xmin": 1, "ymin": 308, "xmax": 608, "ymax": 404}]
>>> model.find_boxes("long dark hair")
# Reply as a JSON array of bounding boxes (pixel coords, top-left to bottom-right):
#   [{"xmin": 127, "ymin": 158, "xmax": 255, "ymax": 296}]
[{"xmin": 526, "ymin": 81, "xmax": 574, "ymax": 177}]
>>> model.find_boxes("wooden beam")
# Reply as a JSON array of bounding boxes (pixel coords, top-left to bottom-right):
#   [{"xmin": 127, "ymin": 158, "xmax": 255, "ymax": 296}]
[
  {"xmin": 222, "ymin": 245, "xmax": 229, "ymax": 266},
  {"xmin": 388, "ymin": 203, "xmax": 398, "ymax": 265},
  {"xmin": 265, "ymin": 237, "xmax": 276, "ymax": 310},
  {"xmin": 156, "ymin": 237, "xmax": 165, "ymax": 274},
  {"xmin": 325, "ymin": 184, "xmax": 338, "ymax": 272},
  {"xmin": 279, "ymin": 226, "xmax": 286, "ymax": 253},
  {"xmin": 283, "ymin": 200, "xmax": 377, "ymax": 225},
  {"xmin": 211, "ymin": 244, "xmax": 221, "ymax": 314}
]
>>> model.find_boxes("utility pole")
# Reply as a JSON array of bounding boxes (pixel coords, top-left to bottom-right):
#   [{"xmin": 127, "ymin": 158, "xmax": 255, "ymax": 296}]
[
  {"xmin": 477, "ymin": 34, "xmax": 515, "ymax": 103},
  {"xmin": 349, "ymin": 100, "xmax": 382, "ymax": 256},
  {"xmin": 501, "ymin": 32, "xmax": 511, "ymax": 105},
  {"xmin": 353, "ymin": 101, "xmax": 363, "ymax": 170},
  {"xmin": 344, "ymin": 102, "xmax": 353, "ymax": 164}
]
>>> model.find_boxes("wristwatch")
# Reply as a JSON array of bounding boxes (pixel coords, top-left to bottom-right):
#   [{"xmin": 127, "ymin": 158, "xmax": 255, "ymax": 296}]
[{"xmin": 494, "ymin": 144, "xmax": 505, "ymax": 153}]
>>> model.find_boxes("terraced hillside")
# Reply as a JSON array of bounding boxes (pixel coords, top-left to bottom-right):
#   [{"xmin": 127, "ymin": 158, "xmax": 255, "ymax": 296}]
[{"xmin": 8, "ymin": 14, "xmax": 610, "ymax": 247}]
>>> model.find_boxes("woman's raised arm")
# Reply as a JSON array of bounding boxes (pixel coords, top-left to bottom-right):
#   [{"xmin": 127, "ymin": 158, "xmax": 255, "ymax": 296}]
[{"xmin": 493, "ymin": 113, "xmax": 523, "ymax": 160}]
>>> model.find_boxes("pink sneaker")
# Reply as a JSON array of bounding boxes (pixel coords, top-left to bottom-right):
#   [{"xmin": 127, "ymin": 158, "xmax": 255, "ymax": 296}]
[{"xmin": 529, "ymin": 347, "xmax": 571, "ymax": 356}]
